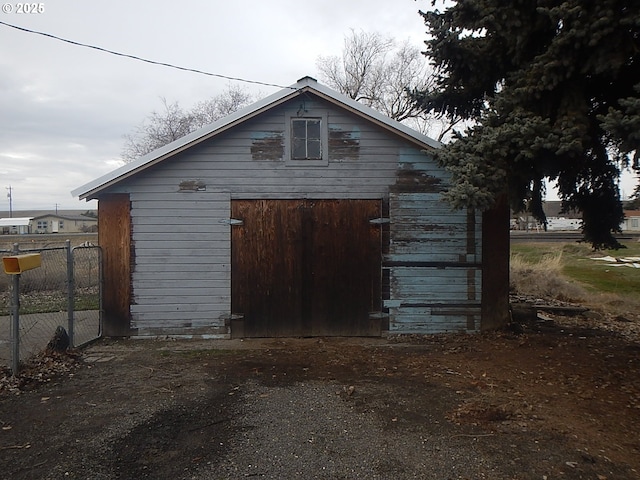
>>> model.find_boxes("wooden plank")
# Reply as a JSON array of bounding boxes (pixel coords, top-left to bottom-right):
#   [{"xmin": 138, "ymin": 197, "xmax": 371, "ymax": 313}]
[
  {"xmin": 232, "ymin": 199, "xmax": 305, "ymax": 337},
  {"xmin": 133, "ymin": 232, "xmax": 229, "ymax": 242},
  {"xmin": 134, "ymin": 255, "xmax": 228, "ymax": 265},
  {"xmin": 306, "ymin": 199, "xmax": 382, "ymax": 336},
  {"xmin": 131, "ymin": 303, "xmax": 229, "ymax": 314},
  {"xmin": 232, "ymin": 199, "xmax": 382, "ymax": 337},
  {"xmin": 132, "ymin": 314, "xmax": 228, "ymax": 323},
  {"xmin": 136, "ymin": 275, "xmax": 228, "ymax": 288},
  {"xmin": 131, "ymin": 224, "xmax": 227, "ymax": 235},
  {"xmin": 133, "ymin": 247, "xmax": 222, "ymax": 257},
  {"xmin": 132, "ymin": 271, "xmax": 228, "ymax": 282},
  {"xmin": 98, "ymin": 193, "xmax": 131, "ymax": 335},
  {"xmin": 390, "ymin": 214, "xmax": 472, "ymax": 224},
  {"xmin": 132, "ymin": 263, "xmax": 229, "ymax": 274},
  {"xmin": 133, "ymin": 286, "xmax": 229, "ymax": 297},
  {"xmin": 384, "ymin": 254, "xmax": 482, "ymax": 264},
  {"xmin": 391, "ymin": 278, "xmax": 481, "ymax": 291},
  {"xmin": 388, "ymin": 319, "xmax": 476, "ymax": 334}
]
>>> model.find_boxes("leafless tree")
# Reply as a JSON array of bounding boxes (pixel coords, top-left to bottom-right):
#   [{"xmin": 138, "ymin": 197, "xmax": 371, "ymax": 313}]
[
  {"xmin": 316, "ymin": 30, "xmax": 461, "ymax": 141},
  {"xmin": 191, "ymin": 83, "xmax": 254, "ymax": 128},
  {"xmin": 122, "ymin": 84, "xmax": 254, "ymax": 163}
]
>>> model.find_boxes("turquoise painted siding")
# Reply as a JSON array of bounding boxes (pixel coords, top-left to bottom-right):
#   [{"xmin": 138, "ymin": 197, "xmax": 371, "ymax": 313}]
[{"xmin": 385, "ymin": 153, "xmax": 483, "ymax": 333}]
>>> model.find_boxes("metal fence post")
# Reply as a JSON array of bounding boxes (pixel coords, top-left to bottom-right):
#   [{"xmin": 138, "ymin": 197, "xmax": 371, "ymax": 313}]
[
  {"xmin": 10, "ymin": 243, "xmax": 20, "ymax": 375},
  {"xmin": 66, "ymin": 240, "xmax": 75, "ymax": 348}
]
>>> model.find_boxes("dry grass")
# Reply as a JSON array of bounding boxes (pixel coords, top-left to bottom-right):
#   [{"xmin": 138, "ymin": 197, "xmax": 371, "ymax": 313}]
[
  {"xmin": 511, "ymin": 240, "xmax": 640, "ymax": 321},
  {"xmin": 510, "ymin": 249, "xmax": 588, "ymax": 302}
]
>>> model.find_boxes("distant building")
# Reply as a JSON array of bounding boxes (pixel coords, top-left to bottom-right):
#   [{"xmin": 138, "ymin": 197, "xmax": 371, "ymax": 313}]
[
  {"xmin": 511, "ymin": 201, "xmax": 581, "ymax": 231},
  {"xmin": 546, "ymin": 217, "xmax": 581, "ymax": 231},
  {"xmin": 622, "ymin": 210, "xmax": 640, "ymax": 232},
  {"xmin": 0, "ymin": 217, "xmax": 32, "ymax": 235},
  {"xmin": 511, "ymin": 201, "xmax": 640, "ymax": 232},
  {"xmin": 0, "ymin": 210, "xmax": 97, "ymax": 234}
]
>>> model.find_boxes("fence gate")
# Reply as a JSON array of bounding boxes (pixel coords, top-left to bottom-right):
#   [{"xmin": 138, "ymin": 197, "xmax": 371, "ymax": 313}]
[{"xmin": 0, "ymin": 240, "xmax": 102, "ymax": 374}]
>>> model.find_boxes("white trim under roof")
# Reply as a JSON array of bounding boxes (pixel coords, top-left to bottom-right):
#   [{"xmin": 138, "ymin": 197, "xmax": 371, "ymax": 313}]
[{"xmin": 72, "ymin": 76, "xmax": 442, "ymax": 201}]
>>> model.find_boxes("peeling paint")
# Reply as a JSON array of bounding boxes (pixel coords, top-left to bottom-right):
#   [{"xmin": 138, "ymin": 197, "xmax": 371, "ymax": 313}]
[
  {"xmin": 328, "ymin": 128, "xmax": 360, "ymax": 160},
  {"xmin": 251, "ymin": 132, "xmax": 284, "ymax": 160}
]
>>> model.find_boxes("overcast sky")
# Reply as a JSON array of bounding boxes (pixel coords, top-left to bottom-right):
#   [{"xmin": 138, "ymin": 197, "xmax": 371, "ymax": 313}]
[
  {"xmin": 0, "ymin": 0, "xmax": 434, "ymax": 211},
  {"xmin": 1, "ymin": 1, "xmax": 636, "ymax": 213}
]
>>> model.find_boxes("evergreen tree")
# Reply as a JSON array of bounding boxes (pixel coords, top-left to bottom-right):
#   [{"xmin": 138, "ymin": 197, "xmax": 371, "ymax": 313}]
[{"xmin": 415, "ymin": 0, "xmax": 640, "ymax": 248}]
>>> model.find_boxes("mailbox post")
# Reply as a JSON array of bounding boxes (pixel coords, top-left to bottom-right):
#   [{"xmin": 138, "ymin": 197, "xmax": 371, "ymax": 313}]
[{"xmin": 2, "ymin": 247, "xmax": 42, "ymax": 375}]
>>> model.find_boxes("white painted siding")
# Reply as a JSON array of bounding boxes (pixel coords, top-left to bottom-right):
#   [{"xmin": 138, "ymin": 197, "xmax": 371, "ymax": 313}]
[{"xmin": 129, "ymin": 191, "xmax": 231, "ymax": 333}]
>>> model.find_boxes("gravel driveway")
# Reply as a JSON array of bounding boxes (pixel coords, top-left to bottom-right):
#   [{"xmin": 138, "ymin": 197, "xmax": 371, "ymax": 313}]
[{"xmin": 1, "ymin": 333, "xmax": 638, "ymax": 479}]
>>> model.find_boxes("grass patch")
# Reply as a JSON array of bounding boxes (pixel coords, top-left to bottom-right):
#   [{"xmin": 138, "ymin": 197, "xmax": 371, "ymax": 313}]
[
  {"xmin": 562, "ymin": 243, "xmax": 640, "ymax": 295},
  {"xmin": 511, "ymin": 239, "xmax": 640, "ymax": 315},
  {"xmin": 0, "ymin": 290, "xmax": 99, "ymax": 316}
]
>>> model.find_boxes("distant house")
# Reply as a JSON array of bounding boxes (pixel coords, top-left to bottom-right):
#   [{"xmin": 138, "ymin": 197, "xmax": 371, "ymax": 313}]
[
  {"xmin": 0, "ymin": 217, "xmax": 32, "ymax": 235},
  {"xmin": 73, "ymin": 76, "xmax": 509, "ymax": 339},
  {"xmin": 0, "ymin": 210, "xmax": 98, "ymax": 234},
  {"xmin": 31, "ymin": 213, "xmax": 97, "ymax": 234},
  {"xmin": 622, "ymin": 210, "xmax": 640, "ymax": 232}
]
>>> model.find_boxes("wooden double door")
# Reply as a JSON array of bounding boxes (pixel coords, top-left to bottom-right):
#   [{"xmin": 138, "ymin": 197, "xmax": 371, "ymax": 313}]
[{"xmin": 231, "ymin": 199, "xmax": 382, "ymax": 337}]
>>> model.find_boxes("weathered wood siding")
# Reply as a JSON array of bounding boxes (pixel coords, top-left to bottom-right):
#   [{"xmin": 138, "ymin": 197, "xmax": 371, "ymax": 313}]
[
  {"xmin": 231, "ymin": 199, "xmax": 382, "ymax": 337},
  {"xmin": 385, "ymin": 151, "xmax": 483, "ymax": 333},
  {"xmin": 103, "ymin": 95, "xmax": 405, "ymax": 335},
  {"xmin": 98, "ymin": 194, "xmax": 131, "ymax": 336}
]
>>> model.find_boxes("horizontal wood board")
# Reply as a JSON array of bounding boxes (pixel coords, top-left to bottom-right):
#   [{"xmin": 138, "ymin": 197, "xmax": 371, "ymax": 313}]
[
  {"xmin": 387, "ymin": 171, "xmax": 483, "ymax": 333},
  {"xmin": 129, "ymin": 190, "xmax": 231, "ymax": 332}
]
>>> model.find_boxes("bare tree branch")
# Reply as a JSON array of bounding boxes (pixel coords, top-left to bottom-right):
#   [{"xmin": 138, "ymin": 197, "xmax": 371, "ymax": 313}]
[
  {"xmin": 316, "ymin": 30, "xmax": 462, "ymax": 140},
  {"xmin": 121, "ymin": 85, "xmax": 254, "ymax": 163}
]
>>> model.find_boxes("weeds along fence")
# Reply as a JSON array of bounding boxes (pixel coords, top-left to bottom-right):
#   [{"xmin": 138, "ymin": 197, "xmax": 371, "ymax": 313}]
[{"xmin": 0, "ymin": 240, "xmax": 102, "ymax": 374}]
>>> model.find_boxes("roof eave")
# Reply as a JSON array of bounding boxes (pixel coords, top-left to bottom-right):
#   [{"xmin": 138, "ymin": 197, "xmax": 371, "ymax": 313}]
[
  {"xmin": 73, "ymin": 77, "xmax": 441, "ymax": 201},
  {"xmin": 74, "ymin": 85, "xmax": 302, "ymax": 201}
]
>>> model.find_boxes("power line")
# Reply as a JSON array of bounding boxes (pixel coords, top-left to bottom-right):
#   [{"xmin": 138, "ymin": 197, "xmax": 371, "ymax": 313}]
[{"xmin": 0, "ymin": 20, "xmax": 295, "ymax": 90}]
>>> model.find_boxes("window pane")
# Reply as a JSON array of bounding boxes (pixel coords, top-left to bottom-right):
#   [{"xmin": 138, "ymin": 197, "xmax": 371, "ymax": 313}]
[
  {"xmin": 307, "ymin": 119, "xmax": 321, "ymax": 139},
  {"xmin": 307, "ymin": 139, "xmax": 321, "ymax": 159},
  {"xmin": 292, "ymin": 119, "xmax": 306, "ymax": 139},
  {"xmin": 292, "ymin": 138, "xmax": 306, "ymax": 159}
]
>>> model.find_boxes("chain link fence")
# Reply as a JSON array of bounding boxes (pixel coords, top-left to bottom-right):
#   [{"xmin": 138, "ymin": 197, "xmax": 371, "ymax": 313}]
[{"xmin": 0, "ymin": 239, "xmax": 101, "ymax": 373}]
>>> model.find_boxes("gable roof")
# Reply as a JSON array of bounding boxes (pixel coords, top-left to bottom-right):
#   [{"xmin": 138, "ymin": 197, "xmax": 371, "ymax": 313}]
[{"xmin": 72, "ymin": 76, "xmax": 442, "ymax": 201}]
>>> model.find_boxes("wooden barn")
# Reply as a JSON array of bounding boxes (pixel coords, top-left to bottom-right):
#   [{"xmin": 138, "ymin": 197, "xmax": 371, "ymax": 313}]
[{"xmin": 73, "ymin": 76, "xmax": 509, "ymax": 338}]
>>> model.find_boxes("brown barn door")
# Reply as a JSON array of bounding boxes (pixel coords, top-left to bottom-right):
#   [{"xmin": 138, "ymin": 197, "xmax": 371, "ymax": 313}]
[{"xmin": 231, "ymin": 199, "xmax": 381, "ymax": 337}]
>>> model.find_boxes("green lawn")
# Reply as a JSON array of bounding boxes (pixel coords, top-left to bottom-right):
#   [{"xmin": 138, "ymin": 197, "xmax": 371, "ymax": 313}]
[{"xmin": 511, "ymin": 240, "xmax": 640, "ymax": 298}]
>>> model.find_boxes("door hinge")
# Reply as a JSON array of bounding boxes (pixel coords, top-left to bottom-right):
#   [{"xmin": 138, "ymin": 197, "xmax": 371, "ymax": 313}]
[{"xmin": 219, "ymin": 218, "xmax": 244, "ymax": 225}]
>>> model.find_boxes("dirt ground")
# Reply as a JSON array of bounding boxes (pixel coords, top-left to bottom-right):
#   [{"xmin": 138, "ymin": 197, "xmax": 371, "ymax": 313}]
[{"xmin": 0, "ymin": 313, "xmax": 639, "ymax": 479}]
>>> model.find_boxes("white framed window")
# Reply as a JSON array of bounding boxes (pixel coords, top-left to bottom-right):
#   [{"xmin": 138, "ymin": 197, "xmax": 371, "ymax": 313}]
[{"xmin": 285, "ymin": 111, "xmax": 328, "ymax": 166}]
